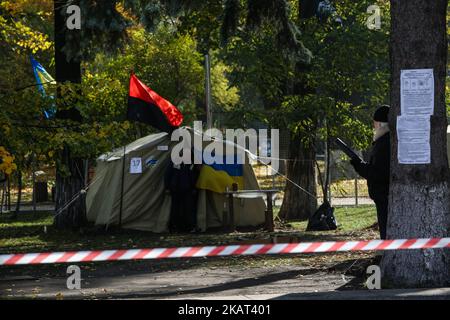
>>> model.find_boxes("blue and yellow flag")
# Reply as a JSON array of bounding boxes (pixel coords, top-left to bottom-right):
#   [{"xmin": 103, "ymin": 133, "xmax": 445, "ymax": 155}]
[
  {"xmin": 196, "ymin": 155, "xmax": 244, "ymax": 194},
  {"xmin": 30, "ymin": 55, "xmax": 56, "ymax": 118}
]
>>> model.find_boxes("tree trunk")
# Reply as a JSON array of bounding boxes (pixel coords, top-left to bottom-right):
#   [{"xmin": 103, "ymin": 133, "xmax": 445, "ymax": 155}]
[
  {"xmin": 55, "ymin": 146, "xmax": 86, "ymax": 228},
  {"xmin": 381, "ymin": 0, "xmax": 450, "ymax": 287},
  {"xmin": 279, "ymin": 134, "xmax": 317, "ymax": 221},
  {"xmin": 53, "ymin": 0, "xmax": 86, "ymax": 229}
]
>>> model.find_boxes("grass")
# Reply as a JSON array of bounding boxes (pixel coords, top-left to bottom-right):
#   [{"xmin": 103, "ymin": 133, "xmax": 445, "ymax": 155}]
[
  {"xmin": 0, "ymin": 205, "xmax": 377, "ymax": 255},
  {"xmin": 288, "ymin": 205, "xmax": 377, "ymax": 232},
  {"xmin": 329, "ymin": 179, "xmax": 369, "ymax": 198}
]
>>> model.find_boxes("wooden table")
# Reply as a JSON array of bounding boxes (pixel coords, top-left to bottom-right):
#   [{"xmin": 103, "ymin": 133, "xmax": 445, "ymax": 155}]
[{"xmin": 223, "ymin": 188, "xmax": 280, "ymax": 232}]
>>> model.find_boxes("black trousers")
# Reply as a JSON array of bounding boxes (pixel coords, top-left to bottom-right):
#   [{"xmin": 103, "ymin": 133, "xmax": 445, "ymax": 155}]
[
  {"xmin": 169, "ymin": 191, "xmax": 197, "ymax": 232},
  {"xmin": 373, "ymin": 196, "xmax": 388, "ymax": 240}
]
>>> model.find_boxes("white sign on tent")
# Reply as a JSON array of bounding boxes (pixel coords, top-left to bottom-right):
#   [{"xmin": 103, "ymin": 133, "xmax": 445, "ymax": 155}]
[{"xmin": 130, "ymin": 157, "xmax": 142, "ymax": 174}]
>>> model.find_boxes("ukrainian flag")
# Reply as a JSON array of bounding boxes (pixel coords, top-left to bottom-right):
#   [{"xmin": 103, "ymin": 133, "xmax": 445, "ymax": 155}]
[
  {"xmin": 196, "ymin": 155, "xmax": 244, "ymax": 194},
  {"xmin": 30, "ymin": 55, "xmax": 56, "ymax": 118}
]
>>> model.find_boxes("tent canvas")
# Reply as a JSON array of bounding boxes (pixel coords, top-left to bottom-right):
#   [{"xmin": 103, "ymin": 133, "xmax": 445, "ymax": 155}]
[{"xmin": 86, "ymin": 128, "xmax": 266, "ymax": 232}]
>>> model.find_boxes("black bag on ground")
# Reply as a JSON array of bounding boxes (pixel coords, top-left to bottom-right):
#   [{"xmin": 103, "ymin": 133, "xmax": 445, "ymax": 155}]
[{"xmin": 306, "ymin": 201, "xmax": 338, "ymax": 231}]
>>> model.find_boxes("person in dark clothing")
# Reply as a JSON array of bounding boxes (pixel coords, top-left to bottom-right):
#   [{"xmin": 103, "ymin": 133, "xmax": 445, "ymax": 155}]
[
  {"xmin": 165, "ymin": 161, "xmax": 200, "ymax": 233},
  {"xmin": 350, "ymin": 105, "xmax": 390, "ymax": 239}
]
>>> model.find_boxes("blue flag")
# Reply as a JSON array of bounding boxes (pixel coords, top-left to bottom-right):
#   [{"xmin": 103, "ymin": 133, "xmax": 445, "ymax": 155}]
[{"xmin": 30, "ymin": 55, "xmax": 56, "ymax": 118}]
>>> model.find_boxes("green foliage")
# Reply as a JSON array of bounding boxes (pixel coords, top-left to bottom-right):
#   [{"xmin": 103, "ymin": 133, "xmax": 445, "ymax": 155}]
[
  {"xmin": 221, "ymin": 0, "xmax": 240, "ymax": 46},
  {"xmin": 64, "ymin": 1, "xmax": 131, "ymax": 61},
  {"xmin": 177, "ymin": 0, "xmax": 224, "ymax": 53},
  {"xmin": 0, "ymin": 0, "xmax": 391, "ymax": 182},
  {"xmin": 223, "ymin": 0, "xmax": 390, "ymax": 150},
  {"xmin": 0, "ymin": 1, "xmax": 130, "ymax": 176},
  {"xmin": 0, "ymin": 0, "xmax": 53, "ymax": 55},
  {"xmin": 65, "ymin": 0, "xmax": 207, "ymax": 59},
  {"xmin": 0, "ymin": 1, "xmax": 54, "ymax": 95},
  {"xmin": 60, "ymin": 0, "xmax": 311, "ymax": 62},
  {"xmin": 1, "ymin": 16, "xmax": 240, "ymax": 178},
  {"xmin": 122, "ymin": 0, "xmax": 204, "ymax": 31},
  {"xmin": 211, "ymin": 59, "xmax": 240, "ymax": 111},
  {"xmin": 85, "ymin": 26, "xmax": 204, "ymax": 128},
  {"xmin": 0, "ymin": 1, "xmax": 55, "ymax": 177},
  {"xmin": 84, "ymin": 25, "xmax": 240, "ymax": 129},
  {"xmin": 223, "ymin": 28, "xmax": 295, "ymax": 127}
]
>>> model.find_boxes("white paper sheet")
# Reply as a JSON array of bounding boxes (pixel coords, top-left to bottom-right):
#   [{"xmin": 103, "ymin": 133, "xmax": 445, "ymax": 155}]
[
  {"xmin": 397, "ymin": 142, "xmax": 430, "ymax": 164},
  {"xmin": 397, "ymin": 116, "xmax": 431, "ymax": 164},
  {"xmin": 400, "ymin": 69, "xmax": 434, "ymax": 116},
  {"xmin": 130, "ymin": 157, "xmax": 142, "ymax": 174},
  {"xmin": 397, "ymin": 115, "xmax": 430, "ymax": 142}
]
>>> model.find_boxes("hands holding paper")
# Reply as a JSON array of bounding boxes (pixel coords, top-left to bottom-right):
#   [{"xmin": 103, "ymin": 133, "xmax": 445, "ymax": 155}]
[{"xmin": 350, "ymin": 157, "xmax": 362, "ymax": 167}]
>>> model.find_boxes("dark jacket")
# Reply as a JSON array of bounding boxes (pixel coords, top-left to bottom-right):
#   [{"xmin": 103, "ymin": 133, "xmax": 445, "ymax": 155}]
[
  {"xmin": 165, "ymin": 162, "xmax": 198, "ymax": 193},
  {"xmin": 351, "ymin": 132, "xmax": 390, "ymax": 199}
]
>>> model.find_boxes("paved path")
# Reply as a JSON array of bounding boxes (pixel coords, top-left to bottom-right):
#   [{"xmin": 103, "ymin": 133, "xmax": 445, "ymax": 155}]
[
  {"xmin": 1, "ymin": 261, "xmax": 448, "ymax": 300},
  {"xmin": 175, "ymin": 288, "xmax": 450, "ymax": 300},
  {"xmin": 0, "ymin": 203, "xmax": 54, "ymax": 213},
  {"xmin": 271, "ymin": 197, "xmax": 373, "ymax": 207},
  {"xmin": 0, "ymin": 263, "xmax": 354, "ymax": 300}
]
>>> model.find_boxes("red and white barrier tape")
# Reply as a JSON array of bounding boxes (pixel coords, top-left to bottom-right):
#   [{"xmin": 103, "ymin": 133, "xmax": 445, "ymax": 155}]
[{"xmin": 1, "ymin": 238, "xmax": 449, "ymax": 266}]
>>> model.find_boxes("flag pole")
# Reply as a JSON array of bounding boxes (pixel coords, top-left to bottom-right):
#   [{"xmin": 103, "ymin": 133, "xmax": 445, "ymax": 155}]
[
  {"xmin": 205, "ymin": 53, "xmax": 212, "ymax": 129},
  {"xmin": 119, "ymin": 69, "xmax": 134, "ymax": 228}
]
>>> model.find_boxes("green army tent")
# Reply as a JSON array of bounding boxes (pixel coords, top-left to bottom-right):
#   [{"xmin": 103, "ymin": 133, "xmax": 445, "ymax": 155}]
[{"xmin": 86, "ymin": 128, "xmax": 266, "ymax": 232}]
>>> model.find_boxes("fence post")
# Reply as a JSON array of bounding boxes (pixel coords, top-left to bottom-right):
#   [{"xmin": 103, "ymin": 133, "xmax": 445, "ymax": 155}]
[
  {"xmin": 7, "ymin": 176, "xmax": 11, "ymax": 211},
  {"xmin": 0, "ymin": 181, "xmax": 4, "ymax": 213},
  {"xmin": 264, "ymin": 191, "xmax": 274, "ymax": 232},
  {"xmin": 32, "ymin": 168, "xmax": 36, "ymax": 214}
]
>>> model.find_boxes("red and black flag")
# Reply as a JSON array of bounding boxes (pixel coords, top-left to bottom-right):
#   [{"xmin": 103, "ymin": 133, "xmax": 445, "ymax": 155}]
[{"xmin": 127, "ymin": 74, "xmax": 183, "ymax": 133}]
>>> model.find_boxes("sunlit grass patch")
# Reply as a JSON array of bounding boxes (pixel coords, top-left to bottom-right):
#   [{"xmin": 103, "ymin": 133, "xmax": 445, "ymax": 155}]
[{"xmin": 287, "ymin": 205, "xmax": 377, "ymax": 232}]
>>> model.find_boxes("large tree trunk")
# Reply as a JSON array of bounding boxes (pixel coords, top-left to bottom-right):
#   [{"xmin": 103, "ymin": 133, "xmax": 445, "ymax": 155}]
[
  {"xmin": 381, "ymin": 0, "xmax": 450, "ymax": 287},
  {"xmin": 279, "ymin": 134, "xmax": 317, "ymax": 220},
  {"xmin": 278, "ymin": 2, "xmax": 319, "ymax": 220},
  {"xmin": 55, "ymin": 147, "xmax": 86, "ymax": 228},
  {"xmin": 53, "ymin": 0, "xmax": 86, "ymax": 229}
]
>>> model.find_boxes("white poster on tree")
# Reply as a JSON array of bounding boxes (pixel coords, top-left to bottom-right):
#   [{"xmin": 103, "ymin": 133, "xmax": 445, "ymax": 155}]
[
  {"xmin": 398, "ymin": 68, "xmax": 434, "ymax": 164},
  {"xmin": 400, "ymin": 69, "xmax": 434, "ymax": 116},
  {"xmin": 397, "ymin": 115, "xmax": 431, "ymax": 164}
]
